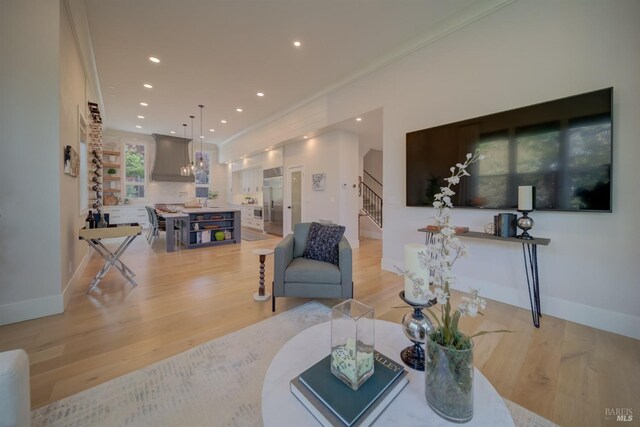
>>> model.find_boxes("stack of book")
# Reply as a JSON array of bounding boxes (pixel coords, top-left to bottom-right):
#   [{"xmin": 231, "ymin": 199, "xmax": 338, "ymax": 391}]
[
  {"xmin": 493, "ymin": 213, "xmax": 517, "ymax": 237},
  {"xmin": 290, "ymin": 352, "xmax": 408, "ymax": 426}
]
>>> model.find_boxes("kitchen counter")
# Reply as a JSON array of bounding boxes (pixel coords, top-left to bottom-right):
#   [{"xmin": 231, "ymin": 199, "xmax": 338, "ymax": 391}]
[
  {"xmin": 156, "ymin": 208, "xmax": 241, "ymax": 252},
  {"xmin": 180, "ymin": 207, "xmax": 241, "ymax": 214}
]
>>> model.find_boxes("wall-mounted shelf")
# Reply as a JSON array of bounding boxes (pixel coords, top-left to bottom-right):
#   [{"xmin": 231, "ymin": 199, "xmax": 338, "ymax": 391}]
[
  {"xmin": 418, "ymin": 227, "xmax": 551, "ymax": 328},
  {"xmin": 102, "ymin": 150, "xmax": 121, "ymax": 205}
]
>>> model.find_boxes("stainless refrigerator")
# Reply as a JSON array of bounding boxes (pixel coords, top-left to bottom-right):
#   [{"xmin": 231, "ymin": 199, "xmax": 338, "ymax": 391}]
[{"xmin": 263, "ymin": 167, "xmax": 283, "ymax": 236}]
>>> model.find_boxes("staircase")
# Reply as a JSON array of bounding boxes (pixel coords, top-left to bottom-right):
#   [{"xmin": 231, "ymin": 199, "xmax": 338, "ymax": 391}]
[{"xmin": 361, "ymin": 171, "xmax": 382, "ymax": 228}]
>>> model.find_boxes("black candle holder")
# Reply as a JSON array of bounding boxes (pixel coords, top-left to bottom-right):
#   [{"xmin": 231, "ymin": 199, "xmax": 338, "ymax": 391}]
[
  {"xmin": 516, "ymin": 210, "xmax": 534, "ymax": 240},
  {"xmin": 399, "ymin": 291, "xmax": 435, "ymax": 371}
]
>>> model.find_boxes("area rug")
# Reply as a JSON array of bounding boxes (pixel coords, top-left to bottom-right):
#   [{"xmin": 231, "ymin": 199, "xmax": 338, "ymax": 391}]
[
  {"xmin": 241, "ymin": 228, "xmax": 273, "ymax": 242},
  {"xmin": 31, "ymin": 301, "xmax": 557, "ymax": 427}
]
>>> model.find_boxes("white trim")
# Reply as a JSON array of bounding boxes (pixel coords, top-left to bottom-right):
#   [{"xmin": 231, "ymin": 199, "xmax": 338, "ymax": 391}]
[
  {"xmin": 0, "ymin": 248, "xmax": 93, "ymax": 326},
  {"xmin": 62, "ymin": 249, "xmax": 92, "ymax": 308},
  {"xmin": 221, "ymin": 0, "xmax": 515, "ymax": 146},
  {"xmin": 285, "ymin": 165, "xmax": 305, "ymax": 234},
  {"xmin": 0, "ymin": 294, "xmax": 63, "ymax": 326},
  {"xmin": 381, "ymin": 257, "xmax": 640, "ymax": 340},
  {"xmin": 360, "ymin": 229, "xmax": 382, "ymax": 240}
]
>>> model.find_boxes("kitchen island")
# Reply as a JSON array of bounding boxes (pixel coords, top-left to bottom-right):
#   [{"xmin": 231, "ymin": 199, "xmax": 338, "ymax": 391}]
[{"xmin": 158, "ymin": 208, "xmax": 241, "ymax": 252}]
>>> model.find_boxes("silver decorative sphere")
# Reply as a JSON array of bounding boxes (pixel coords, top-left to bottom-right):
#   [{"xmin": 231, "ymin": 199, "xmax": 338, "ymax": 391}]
[
  {"xmin": 517, "ymin": 215, "xmax": 534, "ymax": 231},
  {"xmin": 401, "ymin": 310, "xmax": 433, "ymax": 344}
]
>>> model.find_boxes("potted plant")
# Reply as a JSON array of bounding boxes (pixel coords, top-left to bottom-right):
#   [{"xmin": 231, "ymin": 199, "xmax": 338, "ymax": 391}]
[
  {"xmin": 403, "ymin": 150, "xmax": 508, "ymax": 423},
  {"xmin": 107, "ymin": 168, "xmax": 117, "ymax": 176},
  {"xmin": 203, "ymin": 190, "xmax": 218, "ymax": 207}
]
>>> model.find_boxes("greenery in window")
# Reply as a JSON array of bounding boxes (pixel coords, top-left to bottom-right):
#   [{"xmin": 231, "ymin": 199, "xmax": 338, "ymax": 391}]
[{"xmin": 125, "ymin": 144, "xmax": 145, "ymax": 198}]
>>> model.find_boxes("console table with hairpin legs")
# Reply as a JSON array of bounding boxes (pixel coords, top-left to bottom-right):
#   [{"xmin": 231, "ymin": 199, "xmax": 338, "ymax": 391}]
[{"xmin": 418, "ymin": 228, "xmax": 551, "ymax": 328}]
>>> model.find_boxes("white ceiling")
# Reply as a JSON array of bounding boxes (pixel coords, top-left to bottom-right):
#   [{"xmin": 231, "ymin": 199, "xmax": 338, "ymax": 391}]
[{"xmin": 85, "ymin": 0, "xmax": 477, "ymax": 146}]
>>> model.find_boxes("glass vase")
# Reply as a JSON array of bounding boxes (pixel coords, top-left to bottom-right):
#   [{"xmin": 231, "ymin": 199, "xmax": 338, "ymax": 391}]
[
  {"xmin": 330, "ymin": 299, "xmax": 375, "ymax": 390},
  {"xmin": 425, "ymin": 334, "xmax": 474, "ymax": 423}
]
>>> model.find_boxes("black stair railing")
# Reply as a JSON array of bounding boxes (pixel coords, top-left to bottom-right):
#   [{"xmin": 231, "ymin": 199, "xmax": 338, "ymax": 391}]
[{"xmin": 361, "ymin": 181, "xmax": 382, "ymax": 228}]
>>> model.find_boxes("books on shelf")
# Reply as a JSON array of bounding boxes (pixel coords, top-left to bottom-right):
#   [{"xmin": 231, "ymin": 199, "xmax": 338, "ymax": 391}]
[{"xmin": 290, "ymin": 352, "xmax": 408, "ymax": 427}]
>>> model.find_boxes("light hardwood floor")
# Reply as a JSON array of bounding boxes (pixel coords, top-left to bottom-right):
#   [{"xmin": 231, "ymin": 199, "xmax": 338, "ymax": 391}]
[{"xmin": 0, "ymin": 233, "xmax": 638, "ymax": 426}]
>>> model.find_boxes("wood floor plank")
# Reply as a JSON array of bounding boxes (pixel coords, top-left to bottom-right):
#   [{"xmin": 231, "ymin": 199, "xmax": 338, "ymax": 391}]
[{"xmin": 0, "ymin": 233, "xmax": 638, "ymax": 427}]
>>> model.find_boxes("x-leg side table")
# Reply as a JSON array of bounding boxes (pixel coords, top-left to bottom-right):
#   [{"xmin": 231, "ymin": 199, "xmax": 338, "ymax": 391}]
[{"xmin": 79, "ymin": 225, "xmax": 142, "ymax": 294}]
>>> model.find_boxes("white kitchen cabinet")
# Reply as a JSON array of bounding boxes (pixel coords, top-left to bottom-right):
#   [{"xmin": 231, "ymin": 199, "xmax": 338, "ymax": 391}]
[
  {"xmin": 104, "ymin": 205, "xmax": 150, "ymax": 228},
  {"xmin": 240, "ymin": 168, "xmax": 262, "ymax": 193}
]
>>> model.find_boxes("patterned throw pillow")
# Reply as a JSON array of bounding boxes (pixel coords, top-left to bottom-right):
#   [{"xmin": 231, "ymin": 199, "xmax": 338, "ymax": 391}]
[{"xmin": 303, "ymin": 222, "xmax": 346, "ymax": 265}]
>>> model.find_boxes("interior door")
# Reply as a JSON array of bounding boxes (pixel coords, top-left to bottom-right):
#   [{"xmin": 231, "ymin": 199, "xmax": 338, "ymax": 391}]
[{"xmin": 285, "ymin": 166, "xmax": 304, "ymax": 233}]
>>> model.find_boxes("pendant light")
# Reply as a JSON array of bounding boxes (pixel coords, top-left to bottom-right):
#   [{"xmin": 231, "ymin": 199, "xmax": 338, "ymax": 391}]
[
  {"xmin": 189, "ymin": 115, "xmax": 196, "ymax": 175},
  {"xmin": 197, "ymin": 105, "xmax": 205, "ymax": 171},
  {"xmin": 180, "ymin": 123, "xmax": 189, "ymax": 176}
]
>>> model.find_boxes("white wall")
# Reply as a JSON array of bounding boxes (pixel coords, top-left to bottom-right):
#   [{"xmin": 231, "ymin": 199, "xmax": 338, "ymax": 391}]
[
  {"xmin": 363, "ymin": 149, "xmax": 383, "ymax": 184},
  {"xmin": 0, "ymin": 0, "xmax": 63, "ymax": 324},
  {"xmin": 223, "ymin": 1, "xmax": 640, "ymax": 338},
  {"xmin": 102, "ymin": 130, "xmax": 229, "ymax": 206},
  {"xmin": 219, "ymin": 97, "xmax": 328, "ymax": 162},
  {"xmin": 59, "ymin": 1, "xmax": 95, "ymax": 307},
  {"xmin": 283, "ymin": 130, "xmax": 360, "ymax": 247}
]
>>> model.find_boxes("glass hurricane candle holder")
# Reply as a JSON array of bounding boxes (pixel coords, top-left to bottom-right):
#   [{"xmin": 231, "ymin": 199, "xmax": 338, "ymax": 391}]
[{"xmin": 331, "ymin": 299, "xmax": 375, "ymax": 390}]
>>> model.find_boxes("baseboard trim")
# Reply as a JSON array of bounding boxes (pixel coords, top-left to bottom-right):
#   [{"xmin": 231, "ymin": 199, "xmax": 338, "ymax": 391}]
[
  {"xmin": 360, "ymin": 230, "xmax": 382, "ymax": 240},
  {"xmin": 0, "ymin": 250, "xmax": 92, "ymax": 326},
  {"xmin": 381, "ymin": 257, "xmax": 640, "ymax": 340},
  {"xmin": 0, "ymin": 294, "xmax": 63, "ymax": 326},
  {"xmin": 62, "ymin": 249, "xmax": 91, "ymax": 308}
]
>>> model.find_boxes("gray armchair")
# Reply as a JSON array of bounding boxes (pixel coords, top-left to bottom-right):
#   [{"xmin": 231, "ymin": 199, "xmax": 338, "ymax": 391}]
[{"xmin": 272, "ymin": 222, "xmax": 353, "ymax": 312}]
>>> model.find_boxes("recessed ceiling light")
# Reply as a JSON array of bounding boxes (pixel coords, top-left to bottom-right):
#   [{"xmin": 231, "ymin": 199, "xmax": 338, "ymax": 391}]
[
  {"xmin": 221, "ymin": 120, "xmax": 227, "ymax": 124},
  {"xmin": 209, "ymin": 128, "xmax": 215, "ymax": 132},
  {"xmin": 240, "ymin": 156, "xmax": 245, "ymax": 159},
  {"xmin": 236, "ymin": 108, "xmax": 243, "ymax": 112},
  {"xmin": 303, "ymin": 136, "xmax": 309, "ymax": 139},
  {"xmin": 265, "ymin": 148, "xmax": 270, "ymax": 152},
  {"xmin": 137, "ymin": 115, "xmax": 144, "ymax": 119},
  {"xmin": 136, "ymin": 125, "xmax": 142, "ymax": 129},
  {"xmin": 293, "ymin": 41, "xmax": 302, "ymax": 47},
  {"xmin": 225, "ymin": 161, "xmax": 229, "ymax": 164},
  {"xmin": 143, "ymin": 83, "xmax": 153, "ymax": 89},
  {"xmin": 200, "ymin": 135, "xmax": 204, "ymax": 139},
  {"xmin": 257, "ymin": 92, "xmax": 265, "ymax": 97},
  {"xmin": 356, "ymin": 117, "xmax": 362, "ymax": 122},
  {"xmin": 139, "ymin": 102, "xmax": 148, "ymax": 106},
  {"xmin": 170, "ymin": 131, "xmax": 176, "ymax": 134},
  {"xmin": 149, "ymin": 56, "xmax": 160, "ymax": 63}
]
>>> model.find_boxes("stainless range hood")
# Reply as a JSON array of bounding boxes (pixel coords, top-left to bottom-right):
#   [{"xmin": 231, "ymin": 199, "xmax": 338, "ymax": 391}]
[{"xmin": 151, "ymin": 133, "xmax": 193, "ymax": 182}]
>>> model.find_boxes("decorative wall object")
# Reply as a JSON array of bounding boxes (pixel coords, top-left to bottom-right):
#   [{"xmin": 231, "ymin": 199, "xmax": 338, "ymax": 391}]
[
  {"xmin": 88, "ymin": 102, "xmax": 103, "ymax": 211},
  {"xmin": 312, "ymin": 173, "xmax": 326, "ymax": 191},
  {"xmin": 64, "ymin": 145, "xmax": 79, "ymax": 177}
]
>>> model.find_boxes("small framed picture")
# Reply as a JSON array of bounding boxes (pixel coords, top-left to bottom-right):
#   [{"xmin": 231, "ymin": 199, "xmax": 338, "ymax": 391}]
[
  {"xmin": 64, "ymin": 145, "xmax": 79, "ymax": 177},
  {"xmin": 312, "ymin": 173, "xmax": 326, "ymax": 191}
]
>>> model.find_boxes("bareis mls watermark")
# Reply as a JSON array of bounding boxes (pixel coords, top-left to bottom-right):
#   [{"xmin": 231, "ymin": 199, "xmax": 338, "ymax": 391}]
[{"xmin": 604, "ymin": 408, "xmax": 633, "ymax": 422}]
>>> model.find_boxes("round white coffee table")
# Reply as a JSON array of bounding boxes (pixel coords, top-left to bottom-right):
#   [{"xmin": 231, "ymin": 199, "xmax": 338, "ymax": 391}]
[{"xmin": 262, "ymin": 320, "xmax": 514, "ymax": 426}]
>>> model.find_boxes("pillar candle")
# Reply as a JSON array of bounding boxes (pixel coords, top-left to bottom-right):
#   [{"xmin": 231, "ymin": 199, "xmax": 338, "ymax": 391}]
[
  {"xmin": 518, "ymin": 186, "xmax": 534, "ymax": 211},
  {"xmin": 404, "ymin": 243, "xmax": 430, "ymax": 304}
]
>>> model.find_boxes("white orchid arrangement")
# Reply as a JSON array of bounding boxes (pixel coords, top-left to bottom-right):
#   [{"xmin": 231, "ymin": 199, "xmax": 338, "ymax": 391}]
[{"xmin": 403, "ymin": 150, "xmax": 507, "ymax": 349}]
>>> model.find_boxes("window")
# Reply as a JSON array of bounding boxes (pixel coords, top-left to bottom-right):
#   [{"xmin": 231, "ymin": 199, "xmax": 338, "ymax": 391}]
[
  {"xmin": 125, "ymin": 143, "xmax": 145, "ymax": 198},
  {"xmin": 195, "ymin": 151, "xmax": 210, "ymax": 197}
]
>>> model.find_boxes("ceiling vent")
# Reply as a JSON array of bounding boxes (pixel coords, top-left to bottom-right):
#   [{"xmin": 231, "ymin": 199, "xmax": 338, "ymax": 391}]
[{"xmin": 151, "ymin": 133, "xmax": 194, "ymax": 182}]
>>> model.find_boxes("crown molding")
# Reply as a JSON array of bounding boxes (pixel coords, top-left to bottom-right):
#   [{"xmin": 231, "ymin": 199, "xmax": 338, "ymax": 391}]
[{"xmin": 221, "ymin": 0, "xmax": 516, "ymax": 146}]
